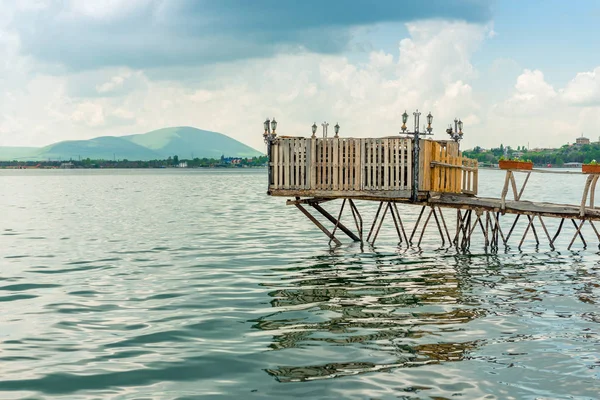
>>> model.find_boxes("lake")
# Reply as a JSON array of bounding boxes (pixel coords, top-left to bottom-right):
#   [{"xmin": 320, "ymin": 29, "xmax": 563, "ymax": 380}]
[{"xmin": 0, "ymin": 169, "xmax": 598, "ymax": 399}]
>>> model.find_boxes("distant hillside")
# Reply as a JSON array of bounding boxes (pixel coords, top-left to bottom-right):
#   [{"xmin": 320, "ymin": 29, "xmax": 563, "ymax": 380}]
[
  {"xmin": 0, "ymin": 147, "xmax": 39, "ymax": 160},
  {"xmin": 0, "ymin": 127, "xmax": 263, "ymax": 161},
  {"xmin": 37, "ymin": 136, "xmax": 161, "ymax": 161},
  {"xmin": 123, "ymin": 127, "xmax": 262, "ymax": 159}
]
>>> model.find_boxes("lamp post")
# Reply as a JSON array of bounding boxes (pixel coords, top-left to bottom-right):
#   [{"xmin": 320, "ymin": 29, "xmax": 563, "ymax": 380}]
[
  {"xmin": 400, "ymin": 109, "xmax": 434, "ymax": 202},
  {"xmin": 321, "ymin": 122, "xmax": 329, "ymax": 138},
  {"xmin": 263, "ymin": 118, "xmax": 278, "ymax": 191},
  {"xmin": 446, "ymin": 118, "xmax": 464, "ymax": 142}
]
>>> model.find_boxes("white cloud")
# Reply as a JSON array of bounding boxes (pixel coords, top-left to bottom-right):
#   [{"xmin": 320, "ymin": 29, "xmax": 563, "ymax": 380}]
[
  {"xmin": 0, "ymin": 20, "xmax": 489, "ymax": 150},
  {"xmin": 486, "ymin": 67, "xmax": 600, "ymax": 149},
  {"xmin": 562, "ymin": 66, "xmax": 600, "ymax": 106},
  {"xmin": 495, "ymin": 69, "xmax": 557, "ymax": 116},
  {"xmin": 71, "ymin": 102, "xmax": 105, "ymax": 127}
]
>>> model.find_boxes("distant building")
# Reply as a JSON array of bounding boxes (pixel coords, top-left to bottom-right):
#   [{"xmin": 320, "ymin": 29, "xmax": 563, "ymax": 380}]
[
  {"xmin": 59, "ymin": 162, "xmax": 74, "ymax": 169},
  {"xmin": 178, "ymin": 162, "xmax": 188, "ymax": 168},
  {"xmin": 222, "ymin": 156, "xmax": 242, "ymax": 165},
  {"xmin": 576, "ymin": 136, "xmax": 590, "ymax": 145}
]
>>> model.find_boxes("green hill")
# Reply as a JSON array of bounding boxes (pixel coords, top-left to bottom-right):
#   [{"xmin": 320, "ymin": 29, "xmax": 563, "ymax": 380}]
[
  {"xmin": 0, "ymin": 127, "xmax": 263, "ymax": 161},
  {"xmin": 123, "ymin": 127, "xmax": 263, "ymax": 159},
  {"xmin": 0, "ymin": 147, "xmax": 39, "ymax": 160},
  {"xmin": 36, "ymin": 136, "xmax": 161, "ymax": 161}
]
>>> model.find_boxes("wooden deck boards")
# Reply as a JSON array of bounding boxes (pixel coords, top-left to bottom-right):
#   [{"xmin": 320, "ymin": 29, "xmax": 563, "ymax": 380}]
[
  {"xmin": 279, "ymin": 191, "xmax": 600, "ymax": 221},
  {"xmin": 430, "ymin": 194, "xmax": 600, "ymax": 220}
]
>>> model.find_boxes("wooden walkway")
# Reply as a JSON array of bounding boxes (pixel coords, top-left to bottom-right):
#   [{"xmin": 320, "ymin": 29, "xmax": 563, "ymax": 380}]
[
  {"xmin": 268, "ymin": 137, "xmax": 477, "ymax": 199},
  {"xmin": 266, "ymin": 135, "xmax": 600, "ymax": 250}
]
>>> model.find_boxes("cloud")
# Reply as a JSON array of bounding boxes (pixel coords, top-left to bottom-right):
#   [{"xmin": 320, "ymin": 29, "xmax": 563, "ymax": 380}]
[
  {"xmin": 487, "ymin": 67, "xmax": 600, "ymax": 149},
  {"xmin": 0, "ymin": 20, "xmax": 489, "ymax": 149},
  {"xmin": 562, "ymin": 66, "xmax": 600, "ymax": 106},
  {"xmin": 494, "ymin": 69, "xmax": 557, "ymax": 116},
  {"xmin": 7, "ymin": 0, "xmax": 492, "ymax": 70}
]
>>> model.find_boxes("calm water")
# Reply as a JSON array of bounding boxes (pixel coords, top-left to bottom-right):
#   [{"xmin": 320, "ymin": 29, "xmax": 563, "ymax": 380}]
[{"xmin": 0, "ymin": 169, "xmax": 598, "ymax": 399}]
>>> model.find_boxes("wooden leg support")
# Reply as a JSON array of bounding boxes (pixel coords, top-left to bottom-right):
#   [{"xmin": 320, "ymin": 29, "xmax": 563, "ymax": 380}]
[
  {"xmin": 295, "ymin": 203, "xmax": 342, "ymax": 246},
  {"xmin": 312, "ymin": 202, "xmax": 361, "ymax": 242}
]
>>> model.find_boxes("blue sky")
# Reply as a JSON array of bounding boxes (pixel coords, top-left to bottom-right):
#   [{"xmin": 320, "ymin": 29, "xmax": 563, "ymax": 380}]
[{"xmin": 1, "ymin": 0, "xmax": 599, "ymax": 150}]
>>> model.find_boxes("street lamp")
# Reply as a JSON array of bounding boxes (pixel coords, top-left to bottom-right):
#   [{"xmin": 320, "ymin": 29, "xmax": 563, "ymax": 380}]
[
  {"xmin": 446, "ymin": 118, "xmax": 464, "ymax": 142},
  {"xmin": 426, "ymin": 112, "xmax": 433, "ymax": 134},
  {"xmin": 263, "ymin": 118, "xmax": 278, "ymax": 192},
  {"xmin": 400, "ymin": 109, "xmax": 434, "ymax": 202},
  {"xmin": 263, "ymin": 118, "xmax": 277, "ymax": 143},
  {"xmin": 334, "ymin": 123, "xmax": 340, "ymax": 138},
  {"xmin": 401, "ymin": 111, "xmax": 409, "ymax": 133},
  {"xmin": 311, "ymin": 122, "xmax": 317, "ymax": 138},
  {"xmin": 321, "ymin": 121, "xmax": 329, "ymax": 138}
]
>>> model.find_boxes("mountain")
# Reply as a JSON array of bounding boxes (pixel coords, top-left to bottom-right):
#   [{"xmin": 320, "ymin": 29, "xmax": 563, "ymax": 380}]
[
  {"xmin": 0, "ymin": 127, "xmax": 263, "ymax": 161},
  {"xmin": 37, "ymin": 136, "xmax": 161, "ymax": 161},
  {"xmin": 0, "ymin": 147, "xmax": 39, "ymax": 160},
  {"xmin": 123, "ymin": 127, "xmax": 262, "ymax": 159}
]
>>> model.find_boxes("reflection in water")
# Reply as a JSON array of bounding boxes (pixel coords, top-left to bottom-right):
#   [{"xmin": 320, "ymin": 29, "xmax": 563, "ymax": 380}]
[{"xmin": 255, "ymin": 251, "xmax": 484, "ymax": 382}]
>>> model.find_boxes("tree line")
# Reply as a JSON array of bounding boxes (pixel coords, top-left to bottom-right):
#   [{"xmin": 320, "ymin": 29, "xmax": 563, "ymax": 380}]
[
  {"xmin": 0, "ymin": 155, "xmax": 269, "ymax": 169},
  {"xmin": 462, "ymin": 143, "xmax": 600, "ymax": 166}
]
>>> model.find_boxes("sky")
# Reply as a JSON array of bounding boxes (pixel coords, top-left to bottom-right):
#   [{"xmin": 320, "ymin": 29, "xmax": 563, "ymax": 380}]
[{"xmin": 1, "ymin": 0, "xmax": 600, "ymax": 152}]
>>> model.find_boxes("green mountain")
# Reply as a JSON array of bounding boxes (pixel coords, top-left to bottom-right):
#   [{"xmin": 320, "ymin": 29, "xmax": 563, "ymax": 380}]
[
  {"xmin": 37, "ymin": 136, "xmax": 161, "ymax": 161},
  {"xmin": 0, "ymin": 147, "xmax": 39, "ymax": 160},
  {"xmin": 123, "ymin": 127, "xmax": 262, "ymax": 159},
  {"xmin": 0, "ymin": 127, "xmax": 263, "ymax": 161}
]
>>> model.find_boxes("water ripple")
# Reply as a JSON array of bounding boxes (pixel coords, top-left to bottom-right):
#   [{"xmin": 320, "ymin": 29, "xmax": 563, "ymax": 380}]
[{"xmin": 0, "ymin": 169, "xmax": 598, "ymax": 399}]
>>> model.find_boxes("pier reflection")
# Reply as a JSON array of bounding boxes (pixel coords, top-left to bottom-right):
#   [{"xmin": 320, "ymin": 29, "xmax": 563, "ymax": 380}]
[{"xmin": 255, "ymin": 251, "xmax": 486, "ymax": 382}]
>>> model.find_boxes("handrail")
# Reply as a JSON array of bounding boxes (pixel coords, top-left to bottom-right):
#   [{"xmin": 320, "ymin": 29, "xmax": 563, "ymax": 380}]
[{"xmin": 430, "ymin": 161, "xmax": 477, "ymax": 171}]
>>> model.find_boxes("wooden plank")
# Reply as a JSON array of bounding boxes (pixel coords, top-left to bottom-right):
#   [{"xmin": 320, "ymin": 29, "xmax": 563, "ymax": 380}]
[
  {"xmin": 355, "ymin": 139, "xmax": 360, "ymax": 190},
  {"xmin": 279, "ymin": 140, "xmax": 284, "ymax": 189},
  {"xmin": 418, "ymin": 140, "xmax": 425, "ymax": 190},
  {"xmin": 431, "ymin": 142, "xmax": 438, "ymax": 192},
  {"xmin": 332, "ymin": 137, "xmax": 339, "ymax": 190},
  {"xmin": 467, "ymin": 159, "xmax": 472, "ymax": 193},
  {"xmin": 294, "ymin": 139, "xmax": 298, "ymax": 188},
  {"xmin": 273, "ymin": 188, "xmax": 413, "ymax": 200},
  {"xmin": 406, "ymin": 139, "xmax": 412, "ymax": 193},
  {"xmin": 377, "ymin": 139, "xmax": 382, "ymax": 190},
  {"xmin": 329, "ymin": 139, "xmax": 334, "ymax": 190},
  {"xmin": 360, "ymin": 139, "xmax": 365, "ymax": 190},
  {"xmin": 310, "ymin": 138, "xmax": 316, "ymax": 190},
  {"xmin": 273, "ymin": 141, "xmax": 279, "ymax": 189},
  {"xmin": 473, "ymin": 160, "xmax": 479, "ymax": 195},
  {"xmin": 303, "ymin": 139, "xmax": 309, "ymax": 189},
  {"xmin": 284, "ymin": 140, "xmax": 290, "ymax": 189},
  {"xmin": 383, "ymin": 139, "xmax": 389, "ymax": 190},
  {"xmin": 448, "ymin": 154, "xmax": 453, "ymax": 193},
  {"xmin": 426, "ymin": 140, "xmax": 433, "ymax": 191},
  {"xmin": 398, "ymin": 139, "xmax": 403, "ymax": 189},
  {"xmin": 290, "ymin": 139, "xmax": 295, "ymax": 188},
  {"xmin": 441, "ymin": 144, "xmax": 446, "ymax": 192},
  {"xmin": 429, "ymin": 193, "xmax": 600, "ymax": 221},
  {"xmin": 366, "ymin": 140, "xmax": 371, "ymax": 190},
  {"xmin": 345, "ymin": 139, "xmax": 350, "ymax": 191},
  {"xmin": 321, "ymin": 139, "xmax": 326, "ymax": 190}
]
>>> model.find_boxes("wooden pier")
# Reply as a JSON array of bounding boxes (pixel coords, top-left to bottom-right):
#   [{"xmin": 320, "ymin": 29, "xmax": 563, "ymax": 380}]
[{"xmin": 266, "ymin": 135, "xmax": 600, "ymax": 250}]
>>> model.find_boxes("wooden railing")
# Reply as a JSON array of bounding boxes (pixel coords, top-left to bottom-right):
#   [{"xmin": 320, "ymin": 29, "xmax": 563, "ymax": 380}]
[
  {"xmin": 421, "ymin": 140, "xmax": 478, "ymax": 195},
  {"xmin": 270, "ymin": 137, "xmax": 412, "ymax": 192},
  {"xmin": 269, "ymin": 137, "xmax": 477, "ymax": 196}
]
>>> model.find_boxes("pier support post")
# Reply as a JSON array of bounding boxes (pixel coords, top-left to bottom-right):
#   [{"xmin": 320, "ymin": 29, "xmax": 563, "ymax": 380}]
[
  {"xmin": 295, "ymin": 204, "xmax": 341, "ymax": 246},
  {"xmin": 311, "ymin": 202, "xmax": 361, "ymax": 242},
  {"xmin": 367, "ymin": 201, "xmax": 409, "ymax": 245}
]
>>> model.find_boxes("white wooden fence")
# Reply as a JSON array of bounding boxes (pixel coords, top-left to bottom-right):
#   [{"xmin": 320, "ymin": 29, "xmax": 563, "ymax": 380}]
[{"xmin": 269, "ymin": 137, "xmax": 412, "ymax": 192}]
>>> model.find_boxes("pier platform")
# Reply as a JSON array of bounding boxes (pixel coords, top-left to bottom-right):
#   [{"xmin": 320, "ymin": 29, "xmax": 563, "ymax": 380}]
[{"xmin": 266, "ymin": 135, "xmax": 600, "ymax": 250}]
